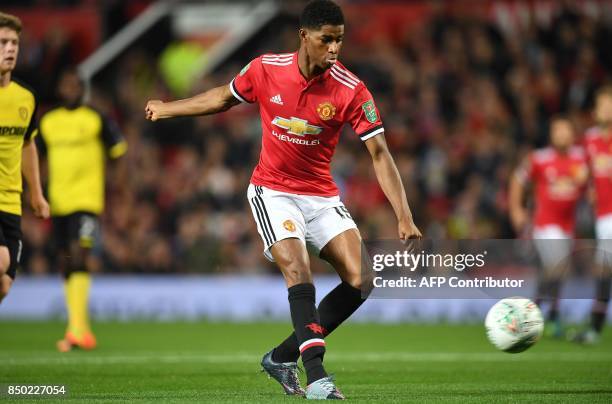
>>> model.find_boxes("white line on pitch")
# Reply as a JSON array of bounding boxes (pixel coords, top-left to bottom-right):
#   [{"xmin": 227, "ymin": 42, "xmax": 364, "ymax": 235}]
[{"xmin": 2, "ymin": 352, "xmax": 612, "ymax": 366}]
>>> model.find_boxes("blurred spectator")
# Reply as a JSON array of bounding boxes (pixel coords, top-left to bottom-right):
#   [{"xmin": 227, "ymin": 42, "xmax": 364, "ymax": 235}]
[{"xmin": 15, "ymin": 0, "xmax": 612, "ymax": 274}]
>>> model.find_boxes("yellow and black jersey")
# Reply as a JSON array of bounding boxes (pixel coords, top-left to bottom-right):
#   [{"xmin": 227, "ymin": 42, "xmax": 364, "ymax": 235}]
[
  {"xmin": 38, "ymin": 105, "xmax": 127, "ymax": 216},
  {"xmin": 0, "ymin": 79, "xmax": 38, "ymax": 216}
]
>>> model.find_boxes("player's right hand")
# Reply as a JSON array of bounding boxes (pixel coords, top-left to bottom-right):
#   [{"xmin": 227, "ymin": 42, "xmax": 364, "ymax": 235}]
[
  {"xmin": 145, "ymin": 100, "xmax": 164, "ymax": 121},
  {"xmin": 31, "ymin": 193, "xmax": 50, "ymax": 219},
  {"xmin": 398, "ymin": 217, "xmax": 422, "ymax": 242}
]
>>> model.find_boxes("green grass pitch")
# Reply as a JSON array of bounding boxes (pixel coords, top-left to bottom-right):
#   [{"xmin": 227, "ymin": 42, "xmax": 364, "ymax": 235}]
[{"xmin": 1, "ymin": 321, "xmax": 611, "ymax": 403}]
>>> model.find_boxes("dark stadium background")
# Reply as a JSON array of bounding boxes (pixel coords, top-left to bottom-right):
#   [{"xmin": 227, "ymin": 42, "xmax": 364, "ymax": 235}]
[
  {"xmin": 2, "ymin": 2, "xmax": 611, "ymax": 402},
  {"xmin": 1, "ymin": 0, "xmax": 611, "ymax": 315},
  {"xmin": 4, "ymin": 0, "xmax": 610, "ymax": 277}
]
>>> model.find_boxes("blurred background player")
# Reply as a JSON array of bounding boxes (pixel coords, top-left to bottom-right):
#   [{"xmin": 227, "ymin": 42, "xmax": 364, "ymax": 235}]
[
  {"xmin": 509, "ymin": 116, "xmax": 588, "ymax": 337},
  {"xmin": 38, "ymin": 67, "xmax": 127, "ymax": 351},
  {"xmin": 574, "ymin": 85, "xmax": 612, "ymax": 344},
  {"xmin": 0, "ymin": 12, "xmax": 49, "ymax": 303},
  {"xmin": 145, "ymin": 0, "xmax": 421, "ymax": 399}
]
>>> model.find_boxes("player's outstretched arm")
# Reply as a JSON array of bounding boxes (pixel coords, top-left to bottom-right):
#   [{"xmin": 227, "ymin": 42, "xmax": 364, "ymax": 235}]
[
  {"xmin": 365, "ymin": 134, "xmax": 422, "ymax": 240},
  {"xmin": 508, "ymin": 162, "xmax": 529, "ymax": 233},
  {"xmin": 22, "ymin": 140, "xmax": 50, "ymax": 219},
  {"xmin": 145, "ymin": 83, "xmax": 241, "ymax": 121}
]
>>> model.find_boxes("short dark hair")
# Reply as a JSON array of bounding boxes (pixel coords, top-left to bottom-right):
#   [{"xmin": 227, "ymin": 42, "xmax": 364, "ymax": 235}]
[
  {"xmin": 300, "ymin": 0, "xmax": 344, "ymax": 30},
  {"xmin": 549, "ymin": 114, "xmax": 571, "ymax": 125},
  {"xmin": 59, "ymin": 66, "xmax": 84, "ymax": 87},
  {"xmin": 0, "ymin": 12, "xmax": 22, "ymax": 34}
]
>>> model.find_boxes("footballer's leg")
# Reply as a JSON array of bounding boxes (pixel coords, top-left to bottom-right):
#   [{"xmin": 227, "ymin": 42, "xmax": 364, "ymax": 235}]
[
  {"xmin": 533, "ymin": 227, "xmax": 571, "ymax": 338},
  {"xmin": 576, "ymin": 242, "xmax": 611, "ymax": 344},
  {"xmin": 0, "ymin": 213, "xmax": 22, "ymax": 304},
  {"xmin": 573, "ymin": 222, "xmax": 612, "ymax": 344},
  {"xmin": 0, "ymin": 273, "xmax": 12, "ymax": 303},
  {"xmin": 591, "ymin": 237, "xmax": 612, "ymax": 338},
  {"xmin": 270, "ymin": 239, "xmax": 330, "ymax": 389},
  {"xmin": 57, "ymin": 213, "xmax": 98, "ymax": 352},
  {"xmin": 248, "ymin": 185, "xmax": 327, "ymax": 396},
  {"xmin": 271, "ymin": 229, "xmax": 370, "ymax": 362},
  {"xmin": 573, "ymin": 260, "xmax": 610, "ymax": 345},
  {"xmin": 272, "ymin": 202, "xmax": 365, "ymax": 399},
  {"xmin": 270, "ymin": 238, "xmax": 344, "ymax": 400},
  {"xmin": 0, "ymin": 246, "xmax": 11, "ymax": 303}
]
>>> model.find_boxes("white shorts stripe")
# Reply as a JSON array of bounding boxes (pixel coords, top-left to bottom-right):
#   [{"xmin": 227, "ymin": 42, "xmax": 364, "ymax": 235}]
[
  {"xmin": 249, "ymin": 198, "xmax": 271, "ymax": 246},
  {"xmin": 299, "ymin": 338, "xmax": 326, "ymax": 352},
  {"xmin": 252, "ymin": 196, "xmax": 276, "ymax": 245},
  {"xmin": 16, "ymin": 240, "xmax": 22, "ymax": 264},
  {"xmin": 256, "ymin": 194, "xmax": 276, "ymax": 242}
]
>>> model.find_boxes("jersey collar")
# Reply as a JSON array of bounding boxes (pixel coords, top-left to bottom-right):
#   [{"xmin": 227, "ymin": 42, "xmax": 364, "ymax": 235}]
[{"xmin": 293, "ymin": 51, "xmax": 331, "ymax": 88}]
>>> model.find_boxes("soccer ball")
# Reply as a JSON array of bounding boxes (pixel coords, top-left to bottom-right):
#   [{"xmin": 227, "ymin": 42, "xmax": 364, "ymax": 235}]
[{"xmin": 484, "ymin": 297, "xmax": 544, "ymax": 353}]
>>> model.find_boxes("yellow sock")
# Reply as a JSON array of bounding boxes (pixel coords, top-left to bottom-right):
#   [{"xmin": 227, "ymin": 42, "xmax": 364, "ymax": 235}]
[
  {"xmin": 64, "ymin": 279, "xmax": 74, "ymax": 335},
  {"xmin": 65, "ymin": 272, "xmax": 92, "ymax": 337}
]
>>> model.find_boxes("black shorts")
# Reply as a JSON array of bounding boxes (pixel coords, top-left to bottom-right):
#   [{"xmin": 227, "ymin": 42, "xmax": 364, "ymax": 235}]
[
  {"xmin": 0, "ymin": 211, "xmax": 22, "ymax": 280},
  {"xmin": 52, "ymin": 212, "xmax": 100, "ymax": 252}
]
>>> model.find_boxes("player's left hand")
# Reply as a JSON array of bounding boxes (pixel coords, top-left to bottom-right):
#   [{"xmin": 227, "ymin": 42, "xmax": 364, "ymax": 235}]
[
  {"xmin": 31, "ymin": 194, "xmax": 50, "ymax": 219},
  {"xmin": 398, "ymin": 217, "xmax": 422, "ymax": 241}
]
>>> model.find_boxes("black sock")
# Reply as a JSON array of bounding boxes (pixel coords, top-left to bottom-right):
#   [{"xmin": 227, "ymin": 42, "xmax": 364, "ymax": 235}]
[
  {"xmin": 535, "ymin": 279, "xmax": 547, "ymax": 305},
  {"xmin": 591, "ymin": 308, "xmax": 606, "ymax": 333},
  {"xmin": 286, "ymin": 283, "xmax": 327, "ymax": 385},
  {"xmin": 273, "ymin": 282, "xmax": 366, "ymax": 364},
  {"xmin": 548, "ymin": 288, "xmax": 560, "ymax": 322},
  {"xmin": 591, "ymin": 277, "xmax": 611, "ymax": 333},
  {"xmin": 548, "ymin": 307, "xmax": 559, "ymax": 322}
]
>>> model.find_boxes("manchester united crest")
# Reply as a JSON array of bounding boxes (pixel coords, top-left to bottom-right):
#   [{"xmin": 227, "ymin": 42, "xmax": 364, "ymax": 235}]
[
  {"xmin": 283, "ymin": 220, "xmax": 296, "ymax": 232},
  {"xmin": 316, "ymin": 102, "xmax": 336, "ymax": 121}
]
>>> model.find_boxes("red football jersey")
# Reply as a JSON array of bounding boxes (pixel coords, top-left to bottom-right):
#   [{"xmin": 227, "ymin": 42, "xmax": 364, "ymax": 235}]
[
  {"xmin": 518, "ymin": 146, "xmax": 588, "ymax": 233},
  {"xmin": 584, "ymin": 127, "xmax": 612, "ymax": 218},
  {"xmin": 230, "ymin": 52, "xmax": 384, "ymax": 196}
]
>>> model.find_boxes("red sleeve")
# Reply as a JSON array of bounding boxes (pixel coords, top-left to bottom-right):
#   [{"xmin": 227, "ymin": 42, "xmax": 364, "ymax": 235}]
[
  {"xmin": 230, "ymin": 57, "xmax": 261, "ymax": 104},
  {"xmin": 346, "ymin": 85, "xmax": 384, "ymax": 141}
]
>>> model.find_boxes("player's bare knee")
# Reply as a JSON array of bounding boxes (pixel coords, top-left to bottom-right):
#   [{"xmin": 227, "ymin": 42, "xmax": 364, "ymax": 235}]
[
  {"xmin": 343, "ymin": 270, "xmax": 363, "ymax": 289},
  {"xmin": 277, "ymin": 253, "xmax": 312, "ymax": 285},
  {"xmin": 0, "ymin": 248, "xmax": 10, "ymax": 277},
  {"xmin": 282, "ymin": 264, "xmax": 312, "ymax": 286},
  {"xmin": 0, "ymin": 275, "xmax": 13, "ymax": 302}
]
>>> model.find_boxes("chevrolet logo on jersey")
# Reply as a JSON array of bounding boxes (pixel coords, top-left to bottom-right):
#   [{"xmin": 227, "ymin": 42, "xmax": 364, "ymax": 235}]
[{"xmin": 272, "ymin": 116, "xmax": 322, "ymax": 136}]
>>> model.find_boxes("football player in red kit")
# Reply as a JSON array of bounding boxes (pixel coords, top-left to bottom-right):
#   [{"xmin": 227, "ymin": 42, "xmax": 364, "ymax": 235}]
[
  {"xmin": 510, "ymin": 116, "xmax": 588, "ymax": 337},
  {"xmin": 145, "ymin": 0, "xmax": 421, "ymax": 399}
]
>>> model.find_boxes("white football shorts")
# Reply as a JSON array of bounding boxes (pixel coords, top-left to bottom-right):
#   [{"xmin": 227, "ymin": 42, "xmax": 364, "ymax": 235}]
[
  {"xmin": 595, "ymin": 213, "xmax": 612, "ymax": 265},
  {"xmin": 247, "ymin": 184, "xmax": 358, "ymax": 261},
  {"xmin": 532, "ymin": 225, "xmax": 572, "ymax": 273}
]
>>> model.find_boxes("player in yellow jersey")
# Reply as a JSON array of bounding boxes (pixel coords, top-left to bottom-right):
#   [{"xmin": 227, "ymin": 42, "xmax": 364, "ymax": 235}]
[
  {"xmin": 38, "ymin": 68, "xmax": 127, "ymax": 351},
  {"xmin": 0, "ymin": 12, "xmax": 49, "ymax": 303}
]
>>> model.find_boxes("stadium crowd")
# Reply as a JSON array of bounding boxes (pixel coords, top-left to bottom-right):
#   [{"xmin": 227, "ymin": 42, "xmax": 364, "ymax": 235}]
[{"xmin": 12, "ymin": 1, "xmax": 612, "ymax": 274}]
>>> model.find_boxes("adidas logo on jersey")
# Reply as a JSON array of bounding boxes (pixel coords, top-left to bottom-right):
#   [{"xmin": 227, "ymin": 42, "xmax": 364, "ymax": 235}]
[{"xmin": 270, "ymin": 94, "xmax": 284, "ymax": 105}]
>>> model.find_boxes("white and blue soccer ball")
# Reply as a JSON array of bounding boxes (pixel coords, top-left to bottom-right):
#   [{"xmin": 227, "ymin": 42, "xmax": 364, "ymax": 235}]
[{"xmin": 485, "ymin": 297, "xmax": 544, "ymax": 353}]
